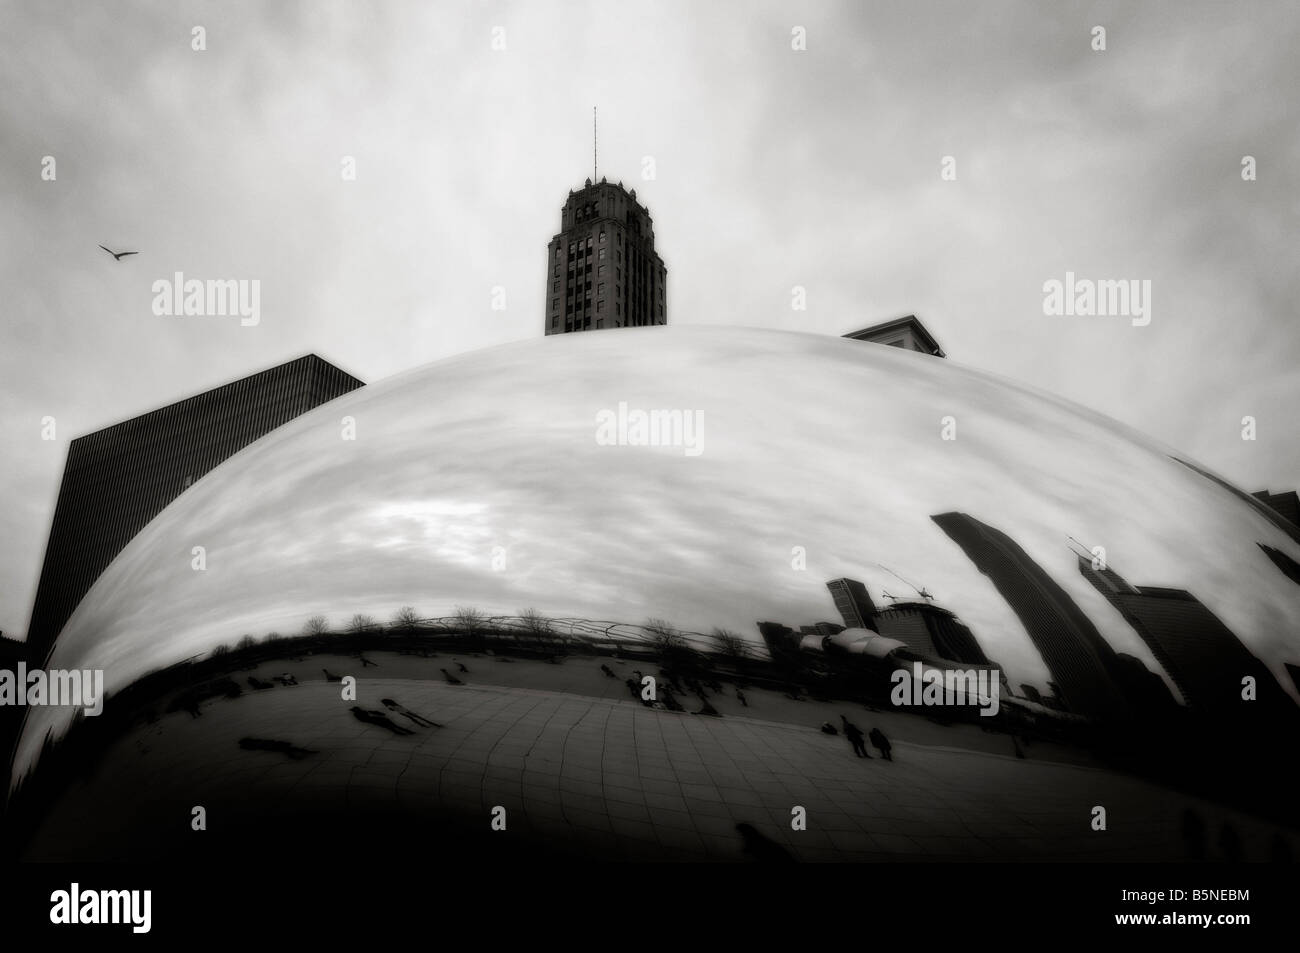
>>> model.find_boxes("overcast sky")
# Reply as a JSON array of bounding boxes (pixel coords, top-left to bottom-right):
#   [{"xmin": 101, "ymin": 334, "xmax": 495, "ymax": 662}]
[{"xmin": 2, "ymin": 0, "xmax": 1298, "ymax": 642}]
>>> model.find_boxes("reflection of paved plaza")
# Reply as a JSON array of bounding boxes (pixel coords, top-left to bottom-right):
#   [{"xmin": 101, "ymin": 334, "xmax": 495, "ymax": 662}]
[{"xmin": 23, "ymin": 654, "xmax": 1290, "ymax": 861}]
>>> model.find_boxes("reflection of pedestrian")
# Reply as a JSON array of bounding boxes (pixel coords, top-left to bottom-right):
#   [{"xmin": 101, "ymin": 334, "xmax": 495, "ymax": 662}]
[
  {"xmin": 441, "ymin": 668, "xmax": 464, "ymax": 685},
  {"xmin": 350, "ymin": 706, "xmax": 414, "ymax": 735},
  {"xmin": 840, "ymin": 716, "xmax": 870, "ymax": 758},
  {"xmin": 736, "ymin": 689, "xmax": 748, "ymax": 707},
  {"xmin": 868, "ymin": 727, "xmax": 892, "ymax": 761},
  {"xmin": 381, "ymin": 697, "xmax": 441, "ymax": 728}
]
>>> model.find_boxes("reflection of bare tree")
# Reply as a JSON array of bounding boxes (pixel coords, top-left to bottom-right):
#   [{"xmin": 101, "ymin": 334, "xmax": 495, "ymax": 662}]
[
  {"xmin": 303, "ymin": 615, "xmax": 329, "ymax": 636},
  {"xmin": 391, "ymin": 606, "xmax": 420, "ymax": 634},
  {"xmin": 519, "ymin": 608, "xmax": 554, "ymax": 647},
  {"xmin": 644, "ymin": 617, "xmax": 681, "ymax": 649},
  {"xmin": 348, "ymin": 614, "xmax": 377, "ymax": 634},
  {"xmin": 454, "ymin": 605, "xmax": 485, "ymax": 640},
  {"xmin": 711, "ymin": 627, "xmax": 748, "ymax": 660},
  {"xmin": 646, "ymin": 618, "xmax": 701, "ymax": 675}
]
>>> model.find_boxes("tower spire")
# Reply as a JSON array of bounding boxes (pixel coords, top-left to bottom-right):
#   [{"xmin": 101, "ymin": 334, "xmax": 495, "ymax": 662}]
[{"xmin": 593, "ymin": 106, "xmax": 597, "ymax": 182}]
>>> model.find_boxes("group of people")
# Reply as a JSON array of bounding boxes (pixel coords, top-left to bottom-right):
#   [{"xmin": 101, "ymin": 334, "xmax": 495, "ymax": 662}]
[{"xmin": 826, "ymin": 716, "xmax": 892, "ymax": 760}]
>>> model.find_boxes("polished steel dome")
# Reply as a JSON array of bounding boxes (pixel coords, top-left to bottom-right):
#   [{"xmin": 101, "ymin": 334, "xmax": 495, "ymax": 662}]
[{"xmin": 15, "ymin": 325, "xmax": 1300, "ymax": 779}]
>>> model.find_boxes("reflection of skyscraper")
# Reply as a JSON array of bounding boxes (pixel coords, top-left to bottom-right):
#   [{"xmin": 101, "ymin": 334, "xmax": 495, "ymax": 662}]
[
  {"xmin": 756, "ymin": 621, "xmax": 799, "ymax": 661},
  {"xmin": 871, "ymin": 601, "xmax": 990, "ymax": 666},
  {"xmin": 1251, "ymin": 489, "xmax": 1300, "ymax": 527},
  {"xmin": 1259, "ymin": 543, "xmax": 1300, "ymax": 585},
  {"xmin": 1078, "ymin": 557, "xmax": 1296, "ymax": 720},
  {"xmin": 932, "ymin": 513, "xmax": 1131, "ymax": 722},
  {"xmin": 1111, "ymin": 652, "xmax": 1179, "ymax": 716},
  {"xmin": 826, "ymin": 578, "xmax": 876, "ymax": 629},
  {"xmin": 1287, "ymin": 664, "xmax": 1300, "ymax": 697},
  {"xmin": 25, "ymin": 355, "xmax": 363, "ymax": 665}
]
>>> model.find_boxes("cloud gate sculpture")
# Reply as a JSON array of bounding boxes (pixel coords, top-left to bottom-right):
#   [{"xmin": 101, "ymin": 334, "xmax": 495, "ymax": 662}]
[{"xmin": 9, "ymin": 326, "xmax": 1299, "ymax": 862}]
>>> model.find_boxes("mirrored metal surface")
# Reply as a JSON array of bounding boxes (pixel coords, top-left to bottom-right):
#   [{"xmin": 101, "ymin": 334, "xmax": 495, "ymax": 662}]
[{"xmin": 15, "ymin": 326, "xmax": 1300, "ymax": 780}]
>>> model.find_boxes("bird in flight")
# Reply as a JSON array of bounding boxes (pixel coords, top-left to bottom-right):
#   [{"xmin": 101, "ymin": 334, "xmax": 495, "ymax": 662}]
[{"xmin": 98, "ymin": 244, "xmax": 138, "ymax": 261}]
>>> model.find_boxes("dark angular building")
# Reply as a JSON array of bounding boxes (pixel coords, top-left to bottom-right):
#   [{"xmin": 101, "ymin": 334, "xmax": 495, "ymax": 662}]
[
  {"xmin": 932, "ymin": 512, "xmax": 1132, "ymax": 722},
  {"xmin": 1258, "ymin": 544, "xmax": 1300, "ymax": 585},
  {"xmin": 825, "ymin": 576, "xmax": 992, "ymax": 668},
  {"xmin": 871, "ymin": 601, "xmax": 991, "ymax": 667},
  {"xmin": 1077, "ymin": 556, "xmax": 1296, "ymax": 722},
  {"xmin": 826, "ymin": 578, "xmax": 876, "ymax": 629},
  {"xmin": 756, "ymin": 621, "xmax": 799, "ymax": 661},
  {"xmin": 1251, "ymin": 489, "xmax": 1300, "ymax": 527},
  {"xmin": 842, "ymin": 314, "xmax": 945, "ymax": 357},
  {"xmin": 24, "ymin": 354, "xmax": 363, "ymax": 665},
  {"xmin": 1110, "ymin": 651, "xmax": 1180, "ymax": 717},
  {"xmin": 545, "ymin": 177, "xmax": 666, "ymax": 335}
]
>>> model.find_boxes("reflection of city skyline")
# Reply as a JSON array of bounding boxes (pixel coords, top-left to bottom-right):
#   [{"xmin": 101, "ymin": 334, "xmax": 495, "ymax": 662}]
[
  {"xmin": 767, "ymin": 512, "xmax": 1298, "ymax": 727},
  {"xmin": 10, "ymin": 328, "xmax": 1300, "ymax": 785}
]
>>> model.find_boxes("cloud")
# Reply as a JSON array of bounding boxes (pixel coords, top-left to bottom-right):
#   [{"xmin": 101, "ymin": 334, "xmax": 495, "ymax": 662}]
[{"xmin": 1, "ymin": 0, "xmax": 1297, "ymax": 645}]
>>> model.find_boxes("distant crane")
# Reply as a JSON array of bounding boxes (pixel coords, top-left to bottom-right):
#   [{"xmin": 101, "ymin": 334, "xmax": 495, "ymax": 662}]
[{"xmin": 877, "ymin": 564, "xmax": 933, "ymax": 602}]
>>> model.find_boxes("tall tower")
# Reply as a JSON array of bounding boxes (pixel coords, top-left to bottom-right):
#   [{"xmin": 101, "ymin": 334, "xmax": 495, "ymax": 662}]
[
  {"xmin": 544, "ymin": 177, "xmax": 667, "ymax": 335},
  {"xmin": 825, "ymin": 578, "xmax": 876, "ymax": 629},
  {"xmin": 24, "ymin": 355, "xmax": 363, "ymax": 665},
  {"xmin": 1077, "ymin": 556, "xmax": 1297, "ymax": 721},
  {"xmin": 932, "ymin": 512, "xmax": 1133, "ymax": 722}
]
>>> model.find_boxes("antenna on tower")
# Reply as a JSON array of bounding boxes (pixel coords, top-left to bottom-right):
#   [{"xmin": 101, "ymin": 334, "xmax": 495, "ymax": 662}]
[
  {"xmin": 1066, "ymin": 535, "xmax": 1094, "ymax": 560},
  {"xmin": 593, "ymin": 106, "xmax": 597, "ymax": 182},
  {"xmin": 877, "ymin": 564, "xmax": 933, "ymax": 601}
]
